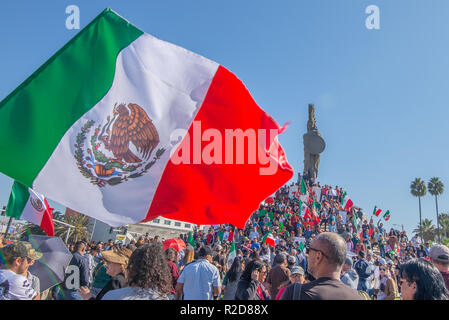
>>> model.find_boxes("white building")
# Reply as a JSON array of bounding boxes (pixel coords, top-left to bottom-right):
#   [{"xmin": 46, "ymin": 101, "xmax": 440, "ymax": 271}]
[
  {"xmin": 127, "ymin": 218, "xmax": 197, "ymax": 241},
  {"xmin": 88, "ymin": 217, "xmax": 202, "ymax": 243}
]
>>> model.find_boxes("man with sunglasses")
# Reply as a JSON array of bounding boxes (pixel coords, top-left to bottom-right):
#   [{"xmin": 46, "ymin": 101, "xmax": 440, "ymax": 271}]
[
  {"xmin": 294, "ymin": 232, "xmax": 362, "ymax": 299},
  {"xmin": 0, "ymin": 241, "xmax": 42, "ymax": 300}
]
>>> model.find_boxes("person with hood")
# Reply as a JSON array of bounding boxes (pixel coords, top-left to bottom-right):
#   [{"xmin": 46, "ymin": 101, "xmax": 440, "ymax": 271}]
[{"xmin": 341, "ymin": 257, "xmax": 359, "ymax": 290}]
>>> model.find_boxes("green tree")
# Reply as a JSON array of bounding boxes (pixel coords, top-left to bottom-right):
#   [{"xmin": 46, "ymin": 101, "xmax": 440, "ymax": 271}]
[
  {"xmin": 410, "ymin": 178, "xmax": 427, "ymax": 243},
  {"xmin": 428, "ymin": 177, "xmax": 444, "ymax": 243},
  {"xmin": 19, "ymin": 210, "xmax": 90, "ymax": 245},
  {"xmin": 413, "ymin": 218, "xmax": 436, "ymax": 243},
  {"xmin": 439, "ymin": 213, "xmax": 449, "ymax": 240}
]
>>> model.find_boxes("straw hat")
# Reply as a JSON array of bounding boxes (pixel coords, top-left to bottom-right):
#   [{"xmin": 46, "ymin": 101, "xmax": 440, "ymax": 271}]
[{"xmin": 101, "ymin": 247, "xmax": 132, "ymax": 265}]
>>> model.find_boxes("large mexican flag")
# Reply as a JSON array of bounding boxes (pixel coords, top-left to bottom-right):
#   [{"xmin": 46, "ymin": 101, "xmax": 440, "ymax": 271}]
[{"xmin": 0, "ymin": 9, "xmax": 293, "ymax": 228}]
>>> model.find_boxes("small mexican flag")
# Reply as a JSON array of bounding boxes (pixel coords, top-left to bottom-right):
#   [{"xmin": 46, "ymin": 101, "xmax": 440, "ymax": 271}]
[
  {"xmin": 262, "ymin": 233, "xmax": 276, "ymax": 247},
  {"xmin": 187, "ymin": 232, "xmax": 195, "ymax": 247},
  {"xmin": 300, "ymin": 177, "xmax": 307, "ymax": 194},
  {"xmin": 6, "ymin": 181, "xmax": 54, "ymax": 236},
  {"xmin": 383, "ymin": 210, "xmax": 391, "ymax": 221},
  {"xmin": 297, "ymin": 241, "xmax": 305, "ymax": 252},
  {"xmin": 373, "ymin": 206, "xmax": 382, "ymax": 217},
  {"xmin": 301, "ymin": 203, "xmax": 311, "ymax": 220},
  {"xmin": 227, "ymin": 236, "xmax": 236, "ymax": 266},
  {"xmin": 340, "ymin": 191, "xmax": 347, "ymax": 205},
  {"xmin": 342, "ymin": 194, "xmax": 354, "ymax": 211}
]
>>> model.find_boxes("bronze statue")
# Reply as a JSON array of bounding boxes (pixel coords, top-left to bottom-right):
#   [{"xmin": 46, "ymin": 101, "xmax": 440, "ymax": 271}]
[{"xmin": 303, "ymin": 104, "xmax": 325, "ymax": 182}]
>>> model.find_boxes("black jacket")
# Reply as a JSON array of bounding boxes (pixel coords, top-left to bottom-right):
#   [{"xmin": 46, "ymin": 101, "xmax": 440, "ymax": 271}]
[
  {"xmin": 234, "ymin": 278, "xmax": 260, "ymax": 300},
  {"xmin": 63, "ymin": 252, "xmax": 90, "ymax": 289},
  {"xmin": 93, "ymin": 273, "xmax": 126, "ymax": 300}
]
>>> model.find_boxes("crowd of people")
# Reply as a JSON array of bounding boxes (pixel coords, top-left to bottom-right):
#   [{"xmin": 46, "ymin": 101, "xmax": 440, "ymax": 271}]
[{"xmin": 0, "ymin": 175, "xmax": 449, "ymax": 300}]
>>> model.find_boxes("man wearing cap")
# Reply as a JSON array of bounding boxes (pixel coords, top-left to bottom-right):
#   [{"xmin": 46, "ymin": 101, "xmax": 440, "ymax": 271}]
[
  {"xmin": 176, "ymin": 245, "xmax": 221, "ymax": 300},
  {"xmin": 341, "ymin": 257, "xmax": 359, "ymax": 290},
  {"xmin": 429, "ymin": 244, "xmax": 449, "ymax": 290},
  {"xmin": 0, "ymin": 241, "xmax": 42, "ymax": 300}
]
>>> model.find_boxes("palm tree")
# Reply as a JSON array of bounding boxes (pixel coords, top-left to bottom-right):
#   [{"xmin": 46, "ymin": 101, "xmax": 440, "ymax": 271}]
[
  {"xmin": 19, "ymin": 210, "xmax": 90, "ymax": 245},
  {"xmin": 428, "ymin": 177, "xmax": 444, "ymax": 243},
  {"xmin": 439, "ymin": 213, "xmax": 449, "ymax": 240},
  {"xmin": 410, "ymin": 178, "xmax": 427, "ymax": 243},
  {"xmin": 413, "ymin": 218, "xmax": 436, "ymax": 243}
]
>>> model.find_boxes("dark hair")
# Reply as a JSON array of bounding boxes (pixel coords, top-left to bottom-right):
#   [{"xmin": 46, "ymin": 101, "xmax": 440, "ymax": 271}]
[
  {"xmin": 250, "ymin": 250, "xmax": 260, "ymax": 261},
  {"xmin": 273, "ymin": 253, "xmax": 286, "ymax": 266},
  {"xmin": 74, "ymin": 241, "xmax": 86, "ymax": 251},
  {"xmin": 228, "ymin": 256, "xmax": 245, "ymax": 282},
  {"xmin": 165, "ymin": 248, "xmax": 177, "ymax": 262},
  {"xmin": 400, "ymin": 259, "xmax": 449, "ymax": 300},
  {"xmin": 127, "ymin": 244, "xmax": 172, "ymax": 295},
  {"xmin": 240, "ymin": 259, "xmax": 265, "ymax": 282}
]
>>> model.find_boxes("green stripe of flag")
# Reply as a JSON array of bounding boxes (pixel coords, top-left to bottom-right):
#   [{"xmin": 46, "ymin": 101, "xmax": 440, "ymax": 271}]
[
  {"xmin": 0, "ymin": 8, "xmax": 143, "ymax": 186},
  {"xmin": 5, "ymin": 181, "xmax": 30, "ymax": 219}
]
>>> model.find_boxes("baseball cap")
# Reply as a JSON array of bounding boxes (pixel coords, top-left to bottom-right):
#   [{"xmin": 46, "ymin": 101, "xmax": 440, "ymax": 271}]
[
  {"xmin": 359, "ymin": 251, "xmax": 365, "ymax": 258},
  {"xmin": 378, "ymin": 258, "xmax": 386, "ymax": 265},
  {"xmin": 387, "ymin": 260, "xmax": 394, "ymax": 266},
  {"xmin": 101, "ymin": 247, "xmax": 133, "ymax": 265},
  {"xmin": 429, "ymin": 244, "xmax": 449, "ymax": 264},
  {"xmin": 291, "ymin": 266, "xmax": 305, "ymax": 275},
  {"xmin": 2, "ymin": 241, "xmax": 43, "ymax": 261}
]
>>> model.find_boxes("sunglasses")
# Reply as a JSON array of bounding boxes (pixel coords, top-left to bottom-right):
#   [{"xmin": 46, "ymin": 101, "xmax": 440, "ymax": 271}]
[{"xmin": 308, "ymin": 247, "xmax": 329, "ymax": 259}]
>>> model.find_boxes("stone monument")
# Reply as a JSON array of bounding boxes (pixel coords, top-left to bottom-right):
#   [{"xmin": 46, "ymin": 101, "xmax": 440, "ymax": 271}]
[{"xmin": 303, "ymin": 104, "xmax": 325, "ymax": 182}]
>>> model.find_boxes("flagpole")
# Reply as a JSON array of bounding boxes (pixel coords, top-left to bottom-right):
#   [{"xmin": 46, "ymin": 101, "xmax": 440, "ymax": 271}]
[
  {"xmin": 3, "ymin": 216, "xmax": 14, "ymax": 239},
  {"xmin": 90, "ymin": 218, "xmax": 97, "ymax": 242}
]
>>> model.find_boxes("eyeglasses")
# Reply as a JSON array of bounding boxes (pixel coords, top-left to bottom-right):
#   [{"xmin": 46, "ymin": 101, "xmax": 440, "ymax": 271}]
[{"xmin": 308, "ymin": 247, "xmax": 329, "ymax": 259}]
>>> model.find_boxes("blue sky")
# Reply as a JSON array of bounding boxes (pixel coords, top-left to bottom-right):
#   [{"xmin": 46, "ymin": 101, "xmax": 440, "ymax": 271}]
[{"xmin": 1, "ymin": 0, "xmax": 449, "ymax": 235}]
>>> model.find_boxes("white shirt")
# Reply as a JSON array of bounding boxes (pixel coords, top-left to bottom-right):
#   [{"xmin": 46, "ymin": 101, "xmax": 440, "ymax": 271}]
[
  {"xmin": 249, "ymin": 231, "xmax": 259, "ymax": 241},
  {"xmin": 411, "ymin": 236, "xmax": 421, "ymax": 248},
  {"xmin": 0, "ymin": 269, "xmax": 37, "ymax": 300}
]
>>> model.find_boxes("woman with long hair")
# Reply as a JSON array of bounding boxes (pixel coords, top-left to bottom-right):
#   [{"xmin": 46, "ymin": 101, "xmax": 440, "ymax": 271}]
[
  {"xmin": 102, "ymin": 243, "xmax": 173, "ymax": 300},
  {"xmin": 180, "ymin": 246, "xmax": 195, "ymax": 272},
  {"xmin": 399, "ymin": 259, "xmax": 449, "ymax": 300},
  {"xmin": 376, "ymin": 266, "xmax": 399, "ymax": 300},
  {"xmin": 222, "ymin": 256, "xmax": 245, "ymax": 300},
  {"xmin": 234, "ymin": 259, "xmax": 266, "ymax": 300}
]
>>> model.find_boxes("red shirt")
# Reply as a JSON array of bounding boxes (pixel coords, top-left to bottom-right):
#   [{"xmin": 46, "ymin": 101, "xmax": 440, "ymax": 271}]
[{"xmin": 167, "ymin": 261, "xmax": 179, "ymax": 293}]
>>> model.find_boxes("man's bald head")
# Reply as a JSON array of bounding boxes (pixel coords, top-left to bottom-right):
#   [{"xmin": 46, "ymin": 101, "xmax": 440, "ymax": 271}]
[{"xmin": 313, "ymin": 232, "xmax": 347, "ymax": 268}]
